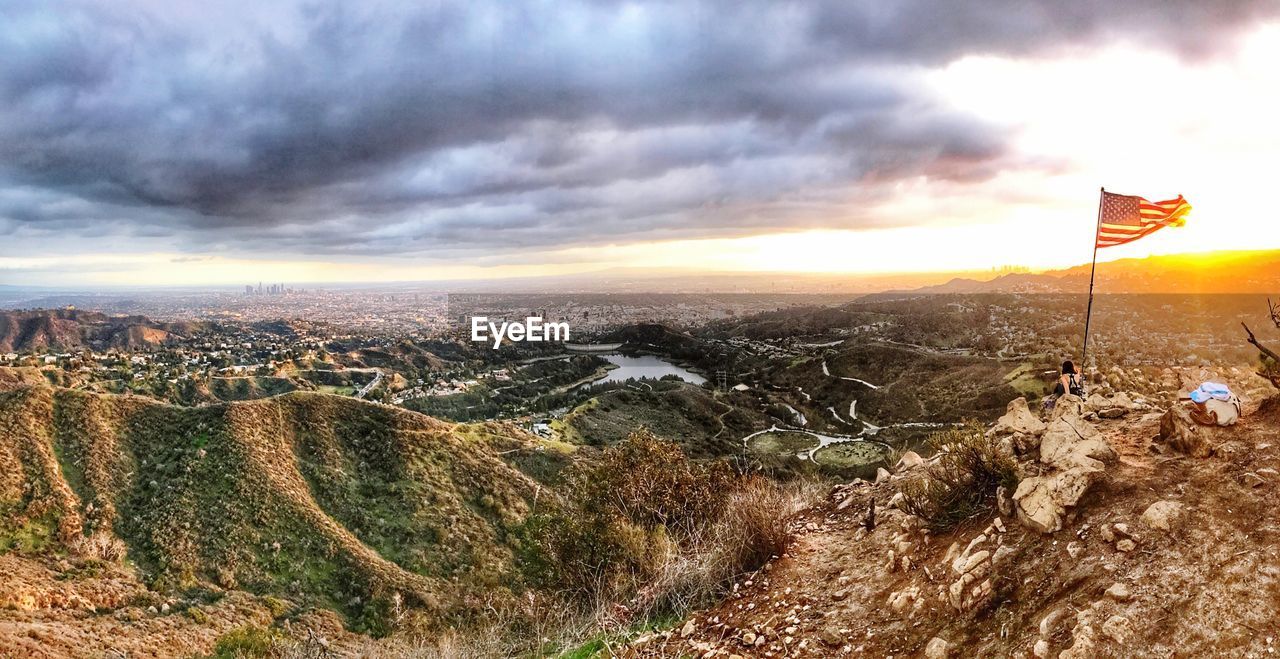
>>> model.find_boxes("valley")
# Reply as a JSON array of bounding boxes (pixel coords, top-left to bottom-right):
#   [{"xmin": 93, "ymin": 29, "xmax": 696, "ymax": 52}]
[{"xmin": 0, "ymin": 287, "xmax": 1275, "ymax": 656}]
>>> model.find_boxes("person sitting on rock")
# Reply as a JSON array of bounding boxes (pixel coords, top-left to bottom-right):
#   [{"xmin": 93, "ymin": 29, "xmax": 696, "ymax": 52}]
[{"xmin": 1044, "ymin": 360, "xmax": 1084, "ymax": 411}]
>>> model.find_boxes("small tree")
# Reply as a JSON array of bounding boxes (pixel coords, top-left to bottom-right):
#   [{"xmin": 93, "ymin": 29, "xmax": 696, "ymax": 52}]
[{"xmin": 1242, "ymin": 297, "xmax": 1280, "ymax": 389}]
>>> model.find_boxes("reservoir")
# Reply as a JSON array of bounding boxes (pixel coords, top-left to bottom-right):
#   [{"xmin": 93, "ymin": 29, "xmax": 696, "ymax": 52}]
[{"xmin": 592, "ymin": 354, "xmax": 707, "ymax": 385}]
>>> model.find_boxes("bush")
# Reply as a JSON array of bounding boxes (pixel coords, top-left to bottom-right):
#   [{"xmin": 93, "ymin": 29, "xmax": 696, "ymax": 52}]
[
  {"xmin": 898, "ymin": 422, "xmax": 1018, "ymax": 531},
  {"xmin": 519, "ymin": 430, "xmax": 736, "ymax": 593},
  {"xmin": 211, "ymin": 625, "xmax": 286, "ymax": 658},
  {"xmin": 517, "ymin": 430, "xmax": 819, "ymax": 629}
]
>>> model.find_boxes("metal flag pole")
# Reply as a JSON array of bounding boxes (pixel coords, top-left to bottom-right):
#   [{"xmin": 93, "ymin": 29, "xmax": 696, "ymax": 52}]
[{"xmin": 1080, "ymin": 186, "xmax": 1105, "ymax": 388}]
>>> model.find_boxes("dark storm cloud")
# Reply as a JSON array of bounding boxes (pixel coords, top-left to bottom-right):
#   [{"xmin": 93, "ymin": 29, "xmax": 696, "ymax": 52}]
[{"xmin": 0, "ymin": 0, "xmax": 1274, "ymax": 256}]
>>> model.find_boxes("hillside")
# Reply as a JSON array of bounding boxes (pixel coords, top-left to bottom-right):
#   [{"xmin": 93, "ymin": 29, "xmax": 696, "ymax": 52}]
[
  {"xmin": 636, "ymin": 367, "xmax": 1280, "ymax": 657},
  {"xmin": 0, "ymin": 386, "xmax": 548, "ymax": 655},
  {"xmin": 0, "ymin": 309, "xmax": 201, "ymax": 353},
  {"xmin": 898, "ymin": 249, "xmax": 1280, "ymax": 295}
]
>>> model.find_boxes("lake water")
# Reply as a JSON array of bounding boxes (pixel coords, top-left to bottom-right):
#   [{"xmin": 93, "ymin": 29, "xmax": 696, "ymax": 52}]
[{"xmin": 593, "ymin": 354, "xmax": 707, "ymax": 385}]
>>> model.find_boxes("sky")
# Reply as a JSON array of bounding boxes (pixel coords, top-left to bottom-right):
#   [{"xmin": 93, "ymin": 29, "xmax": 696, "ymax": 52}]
[{"xmin": 3, "ymin": 0, "xmax": 1280, "ymax": 287}]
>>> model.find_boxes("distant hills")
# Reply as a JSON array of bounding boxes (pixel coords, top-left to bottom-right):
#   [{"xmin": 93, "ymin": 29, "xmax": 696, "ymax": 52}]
[
  {"xmin": 0, "ymin": 309, "xmax": 201, "ymax": 353},
  {"xmin": 897, "ymin": 250, "xmax": 1280, "ymax": 295}
]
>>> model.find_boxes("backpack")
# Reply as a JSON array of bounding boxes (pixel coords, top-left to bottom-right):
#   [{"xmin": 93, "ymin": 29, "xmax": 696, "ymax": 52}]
[{"xmin": 1067, "ymin": 374, "xmax": 1084, "ymax": 397}]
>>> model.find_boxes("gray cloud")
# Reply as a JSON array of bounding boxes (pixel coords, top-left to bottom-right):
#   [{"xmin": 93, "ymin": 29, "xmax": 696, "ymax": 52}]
[{"xmin": 0, "ymin": 0, "xmax": 1274, "ymax": 258}]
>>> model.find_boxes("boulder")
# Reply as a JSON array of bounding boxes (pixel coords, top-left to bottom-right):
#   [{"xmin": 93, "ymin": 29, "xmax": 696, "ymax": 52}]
[
  {"xmin": 1013, "ymin": 466, "xmax": 1102, "ymax": 534},
  {"xmin": 895, "ymin": 450, "xmax": 925, "ymax": 471},
  {"xmin": 1157, "ymin": 404, "xmax": 1220, "ymax": 457},
  {"xmin": 1098, "ymin": 407, "xmax": 1127, "ymax": 419},
  {"xmin": 1039, "ymin": 415, "xmax": 1116, "ymax": 471},
  {"xmin": 991, "ymin": 397, "xmax": 1046, "ymax": 437},
  {"xmin": 876, "ymin": 467, "xmax": 893, "ymax": 484},
  {"xmin": 1102, "ymin": 615, "xmax": 1134, "ymax": 644},
  {"xmin": 924, "ymin": 637, "xmax": 952, "ymax": 658},
  {"xmin": 1085, "ymin": 393, "xmax": 1111, "ymax": 412},
  {"xmin": 1105, "ymin": 582, "xmax": 1132, "ymax": 602},
  {"xmin": 1141, "ymin": 500, "xmax": 1185, "ymax": 532},
  {"xmin": 1051, "ymin": 394, "xmax": 1087, "ymax": 421}
]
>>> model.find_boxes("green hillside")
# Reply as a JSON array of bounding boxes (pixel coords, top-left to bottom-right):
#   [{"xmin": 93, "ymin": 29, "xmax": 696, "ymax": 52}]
[{"xmin": 0, "ymin": 386, "xmax": 542, "ymax": 633}]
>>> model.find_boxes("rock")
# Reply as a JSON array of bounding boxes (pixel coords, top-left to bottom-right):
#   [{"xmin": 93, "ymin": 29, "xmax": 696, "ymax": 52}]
[
  {"xmin": 996, "ymin": 486, "xmax": 1013, "ymax": 517},
  {"xmin": 1105, "ymin": 582, "xmax": 1132, "ymax": 602},
  {"xmin": 1051, "ymin": 394, "xmax": 1087, "ymax": 420},
  {"xmin": 992, "ymin": 397, "xmax": 1046, "ymax": 437},
  {"xmin": 889, "ymin": 491, "xmax": 906, "ymax": 510},
  {"xmin": 1141, "ymin": 500, "xmax": 1185, "ymax": 532},
  {"xmin": 1040, "ymin": 414, "xmax": 1116, "ymax": 471},
  {"xmin": 741, "ymin": 632, "xmax": 757, "ymax": 646},
  {"xmin": 1098, "ymin": 407, "xmax": 1127, "ymax": 419},
  {"xmin": 1039, "ymin": 608, "xmax": 1066, "ymax": 636},
  {"xmin": 1102, "ymin": 615, "xmax": 1134, "ymax": 644},
  {"xmin": 1241, "ymin": 472, "xmax": 1266, "ymax": 488},
  {"xmin": 924, "ymin": 637, "xmax": 952, "ymax": 658},
  {"xmin": 876, "ymin": 467, "xmax": 893, "ymax": 484},
  {"xmin": 1013, "ymin": 466, "xmax": 1102, "ymax": 534},
  {"xmin": 1115, "ymin": 538, "xmax": 1136, "ymax": 552},
  {"xmin": 1032, "ymin": 639, "xmax": 1050, "ymax": 658},
  {"xmin": 681, "ymin": 620, "xmax": 696, "ymax": 638},
  {"xmin": 1157, "ymin": 404, "xmax": 1213, "ymax": 457},
  {"xmin": 817, "ymin": 629, "xmax": 842, "ymax": 647},
  {"xmin": 1099, "ymin": 524, "xmax": 1116, "ymax": 543},
  {"xmin": 1085, "ymin": 393, "xmax": 1111, "ymax": 412},
  {"xmin": 1112, "ymin": 523, "xmax": 1131, "ymax": 537},
  {"xmin": 942, "ymin": 542, "xmax": 961, "ymax": 565},
  {"xmin": 896, "ymin": 450, "xmax": 925, "ymax": 470},
  {"xmin": 947, "ymin": 547, "xmax": 995, "ymax": 612},
  {"xmin": 1059, "ymin": 629, "xmax": 1094, "ymax": 659},
  {"xmin": 1066, "ymin": 541, "xmax": 1083, "ymax": 558}
]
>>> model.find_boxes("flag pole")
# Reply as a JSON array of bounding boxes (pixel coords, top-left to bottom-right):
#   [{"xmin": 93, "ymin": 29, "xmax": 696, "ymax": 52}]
[{"xmin": 1080, "ymin": 186, "xmax": 1104, "ymax": 390}]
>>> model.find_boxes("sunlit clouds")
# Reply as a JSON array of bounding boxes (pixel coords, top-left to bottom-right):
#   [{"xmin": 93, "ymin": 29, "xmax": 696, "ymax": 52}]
[{"xmin": 2, "ymin": 2, "xmax": 1279, "ymax": 286}]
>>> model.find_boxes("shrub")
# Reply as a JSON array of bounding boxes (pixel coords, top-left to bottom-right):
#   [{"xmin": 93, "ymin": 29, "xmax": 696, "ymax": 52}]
[
  {"xmin": 898, "ymin": 422, "xmax": 1018, "ymax": 532},
  {"xmin": 211, "ymin": 625, "xmax": 286, "ymax": 658},
  {"xmin": 518, "ymin": 430, "xmax": 820, "ymax": 633}
]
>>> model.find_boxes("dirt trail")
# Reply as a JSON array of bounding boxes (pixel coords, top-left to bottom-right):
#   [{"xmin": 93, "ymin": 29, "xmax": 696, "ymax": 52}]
[{"xmin": 632, "ymin": 401, "xmax": 1280, "ymax": 658}]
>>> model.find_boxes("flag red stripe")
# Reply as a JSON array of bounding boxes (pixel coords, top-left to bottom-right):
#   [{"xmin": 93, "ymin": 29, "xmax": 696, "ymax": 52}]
[{"xmin": 1095, "ymin": 191, "xmax": 1190, "ymax": 249}]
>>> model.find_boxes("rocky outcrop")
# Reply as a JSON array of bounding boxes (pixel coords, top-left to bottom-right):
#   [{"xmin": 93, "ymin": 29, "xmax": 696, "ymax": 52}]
[
  {"xmin": 1013, "ymin": 396, "xmax": 1116, "ymax": 534},
  {"xmin": 991, "ymin": 396, "xmax": 1048, "ymax": 456},
  {"xmin": 1156, "ymin": 404, "xmax": 1214, "ymax": 457},
  {"xmin": 1039, "ymin": 414, "xmax": 1116, "ymax": 471},
  {"xmin": 941, "ymin": 520, "xmax": 1013, "ymax": 613},
  {"xmin": 991, "ymin": 397, "xmax": 1045, "ymax": 437}
]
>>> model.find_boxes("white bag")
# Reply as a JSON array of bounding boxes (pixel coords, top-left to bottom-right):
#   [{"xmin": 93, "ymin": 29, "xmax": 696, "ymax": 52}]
[{"xmin": 1202, "ymin": 395, "xmax": 1241, "ymax": 426}]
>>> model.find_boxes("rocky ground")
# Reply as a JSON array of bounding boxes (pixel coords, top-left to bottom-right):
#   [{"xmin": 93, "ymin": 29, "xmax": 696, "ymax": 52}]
[{"xmin": 629, "ymin": 369, "xmax": 1280, "ymax": 658}]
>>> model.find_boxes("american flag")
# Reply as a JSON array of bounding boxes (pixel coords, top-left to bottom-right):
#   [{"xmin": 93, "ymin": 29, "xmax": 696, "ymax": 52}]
[{"xmin": 1095, "ymin": 191, "xmax": 1191, "ymax": 248}]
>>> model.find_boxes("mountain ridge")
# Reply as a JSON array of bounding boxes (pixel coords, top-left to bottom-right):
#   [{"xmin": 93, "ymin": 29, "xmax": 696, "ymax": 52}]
[{"xmin": 0, "ymin": 385, "xmax": 545, "ymax": 641}]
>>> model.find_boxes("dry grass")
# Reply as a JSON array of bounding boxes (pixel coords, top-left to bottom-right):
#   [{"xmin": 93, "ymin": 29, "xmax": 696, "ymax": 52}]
[
  {"xmin": 419, "ymin": 469, "xmax": 821, "ymax": 657},
  {"xmin": 898, "ymin": 422, "xmax": 1018, "ymax": 531}
]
